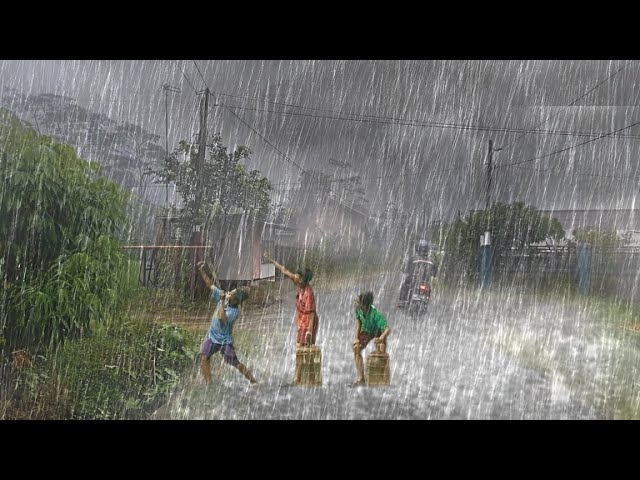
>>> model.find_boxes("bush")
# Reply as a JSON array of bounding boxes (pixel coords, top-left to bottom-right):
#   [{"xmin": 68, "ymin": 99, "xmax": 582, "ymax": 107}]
[
  {"xmin": 439, "ymin": 202, "xmax": 565, "ymax": 280},
  {"xmin": 571, "ymin": 228, "xmax": 625, "ymax": 248},
  {"xmin": 7, "ymin": 320, "xmax": 199, "ymax": 419},
  {"xmin": 0, "ymin": 108, "xmax": 135, "ymax": 351}
]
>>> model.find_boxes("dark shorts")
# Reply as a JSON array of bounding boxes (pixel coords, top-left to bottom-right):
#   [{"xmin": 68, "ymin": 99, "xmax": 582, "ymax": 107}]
[
  {"xmin": 199, "ymin": 337, "xmax": 240, "ymax": 367},
  {"xmin": 356, "ymin": 331, "xmax": 380, "ymax": 349}
]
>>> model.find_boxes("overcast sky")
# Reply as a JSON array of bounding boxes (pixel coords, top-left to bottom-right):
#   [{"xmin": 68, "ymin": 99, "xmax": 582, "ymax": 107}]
[{"xmin": 2, "ymin": 59, "xmax": 639, "ymax": 221}]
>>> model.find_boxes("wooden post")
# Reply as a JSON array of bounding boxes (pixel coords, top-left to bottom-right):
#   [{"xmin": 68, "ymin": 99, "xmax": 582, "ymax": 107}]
[
  {"xmin": 485, "ymin": 139, "xmax": 493, "ymax": 210},
  {"xmin": 141, "ymin": 247, "xmax": 147, "ymax": 287},
  {"xmin": 578, "ymin": 243, "xmax": 592, "ymax": 295}
]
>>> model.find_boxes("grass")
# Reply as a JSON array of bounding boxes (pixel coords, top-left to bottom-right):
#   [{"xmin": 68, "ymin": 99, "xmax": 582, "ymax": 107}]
[
  {"xmin": 502, "ymin": 337, "xmax": 640, "ymax": 419},
  {"xmin": 474, "ymin": 275, "xmax": 640, "ymax": 419},
  {"xmin": 2, "ymin": 294, "xmax": 202, "ymax": 419}
]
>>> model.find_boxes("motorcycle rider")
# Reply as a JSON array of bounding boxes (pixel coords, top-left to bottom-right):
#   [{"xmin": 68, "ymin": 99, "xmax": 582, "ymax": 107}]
[{"xmin": 397, "ymin": 239, "xmax": 438, "ymax": 307}]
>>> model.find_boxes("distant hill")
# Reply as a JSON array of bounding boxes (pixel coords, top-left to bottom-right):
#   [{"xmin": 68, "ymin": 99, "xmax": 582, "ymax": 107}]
[{"xmin": 0, "ymin": 87, "xmax": 167, "ymax": 206}]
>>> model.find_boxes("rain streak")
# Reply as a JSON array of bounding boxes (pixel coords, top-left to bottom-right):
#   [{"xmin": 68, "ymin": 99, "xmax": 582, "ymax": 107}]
[{"xmin": 1, "ymin": 60, "xmax": 639, "ymax": 420}]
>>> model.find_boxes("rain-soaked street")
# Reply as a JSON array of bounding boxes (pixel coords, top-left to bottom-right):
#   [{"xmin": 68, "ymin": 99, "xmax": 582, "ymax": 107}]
[
  {"xmin": 3, "ymin": 60, "xmax": 640, "ymax": 421},
  {"xmin": 154, "ymin": 272, "xmax": 639, "ymax": 420}
]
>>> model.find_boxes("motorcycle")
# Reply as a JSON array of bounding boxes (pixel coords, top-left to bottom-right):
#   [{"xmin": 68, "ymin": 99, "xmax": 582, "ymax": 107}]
[
  {"xmin": 397, "ymin": 258, "xmax": 437, "ymax": 317},
  {"xmin": 407, "ymin": 280, "xmax": 431, "ymax": 317}
]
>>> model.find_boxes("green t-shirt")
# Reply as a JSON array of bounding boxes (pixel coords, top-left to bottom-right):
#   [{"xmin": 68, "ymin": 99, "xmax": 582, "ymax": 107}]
[{"xmin": 355, "ymin": 305, "xmax": 388, "ymax": 335}]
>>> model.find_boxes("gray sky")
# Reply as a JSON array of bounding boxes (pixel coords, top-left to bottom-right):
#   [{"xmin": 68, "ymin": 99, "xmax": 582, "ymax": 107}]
[{"xmin": 2, "ymin": 59, "xmax": 640, "ymax": 221}]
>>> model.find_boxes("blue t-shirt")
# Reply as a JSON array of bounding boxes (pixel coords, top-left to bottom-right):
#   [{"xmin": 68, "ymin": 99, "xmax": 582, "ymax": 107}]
[{"xmin": 207, "ymin": 286, "xmax": 240, "ymax": 345}]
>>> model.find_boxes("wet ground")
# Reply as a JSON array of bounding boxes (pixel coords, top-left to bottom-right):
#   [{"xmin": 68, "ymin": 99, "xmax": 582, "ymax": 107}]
[{"xmin": 153, "ymin": 273, "xmax": 640, "ymax": 419}]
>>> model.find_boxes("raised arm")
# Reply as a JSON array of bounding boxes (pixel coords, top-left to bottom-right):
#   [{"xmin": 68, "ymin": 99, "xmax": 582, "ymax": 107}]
[
  {"xmin": 265, "ymin": 256, "xmax": 298, "ymax": 282},
  {"xmin": 197, "ymin": 261, "xmax": 220, "ymax": 290}
]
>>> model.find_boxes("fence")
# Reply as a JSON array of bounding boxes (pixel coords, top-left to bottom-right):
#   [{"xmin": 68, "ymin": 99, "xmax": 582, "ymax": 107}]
[
  {"xmin": 588, "ymin": 247, "xmax": 640, "ymax": 305},
  {"xmin": 122, "ymin": 245, "xmax": 211, "ymax": 292},
  {"xmin": 492, "ymin": 245, "xmax": 640, "ymax": 306},
  {"xmin": 494, "ymin": 245, "xmax": 577, "ymax": 284}
]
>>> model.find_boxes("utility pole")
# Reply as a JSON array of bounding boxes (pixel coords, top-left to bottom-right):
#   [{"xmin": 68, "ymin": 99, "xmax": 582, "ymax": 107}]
[
  {"xmin": 481, "ymin": 139, "xmax": 501, "ymax": 289},
  {"xmin": 485, "ymin": 139, "xmax": 503, "ymax": 210},
  {"xmin": 162, "ymin": 84, "xmax": 180, "ymax": 207},
  {"xmin": 190, "ymin": 88, "xmax": 209, "ymax": 296},
  {"xmin": 194, "ymin": 88, "xmax": 209, "ymax": 221},
  {"xmin": 485, "ymin": 139, "xmax": 493, "ymax": 210}
]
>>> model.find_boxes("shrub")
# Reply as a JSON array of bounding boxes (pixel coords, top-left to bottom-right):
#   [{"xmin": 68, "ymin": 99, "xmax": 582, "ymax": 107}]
[{"xmin": 8, "ymin": 320, "xmax": 199, "ymax": 419}]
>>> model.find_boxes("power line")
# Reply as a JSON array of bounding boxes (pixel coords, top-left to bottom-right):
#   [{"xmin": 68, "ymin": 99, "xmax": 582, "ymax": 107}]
[
  {"xmin": 211, "ymin": 65, "xmax": 640, "ymax": 202},
  {"xmin": 189, "ymin": 62, "xmax": 375, "ymax": 220},
  {"xmin": 497, "ymin": 60, "xmax": 633, "ymax": 153},
  {"xmin": 219, "ymin": 102, "xmax": 374, "ymax": 219},
  {"xmin": 208, "ymin": 70, "xmax": 640, "ymax": 141},
  {"xmin": 495, "ymin": 116, "xmax": 640, "ymax": 169},
  {"xmin": 194, "ymin": 66, "xmax": 638, "ymax": 214},
  {"xmin": 203, "ymin": 92, "xmax": 373, "ymax": 218},
  {"xmin": 215, "ymin": 73, "xmax": 487, "ymax": 124},
  {"xmin": 216, "ymin": 91, "xmax": 367, "ymax": 117},
  {"xmin": 506, "ymin": 164, "xmax": 640, "ymax": 182},
  {"xmin": 172, "ymin": 60, "xmax": 197, "ymax": 94},
  {"xmin": 192, "ymin": 60, "xmax": 208, "ymax": 90},
  {"xmin": 221, "ymin": 103, "xmax": 640, "ymax": 141},
  {"xmin": 270, "ymin": 168, "xmax": 458, "ymax": 187}
]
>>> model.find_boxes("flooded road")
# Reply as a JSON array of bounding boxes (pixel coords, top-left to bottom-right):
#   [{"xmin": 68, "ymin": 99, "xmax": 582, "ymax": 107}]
[{"xmin": 154, "ymin": 273, "xmax": 639, "ymax": 419}]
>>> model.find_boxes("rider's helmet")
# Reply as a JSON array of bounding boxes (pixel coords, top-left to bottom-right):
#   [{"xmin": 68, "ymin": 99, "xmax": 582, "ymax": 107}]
[{"xmin": 415, "ymin": 239, "xmax": 430, "ymax": 256}]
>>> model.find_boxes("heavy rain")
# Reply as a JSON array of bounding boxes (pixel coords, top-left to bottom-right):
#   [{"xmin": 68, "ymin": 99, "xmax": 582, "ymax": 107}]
[{"xmin": 1, "ymin": 59, "xmax": 639, "ymax": 420}]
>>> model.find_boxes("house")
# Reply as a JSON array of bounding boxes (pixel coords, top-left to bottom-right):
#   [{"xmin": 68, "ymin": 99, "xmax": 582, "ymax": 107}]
[
  {"xmin": 147, "ymin": 212, "xmax": 289, "ymax": 285},
  {"xmin": 288, "ymin": 178, "xmax": 371, "ymax": 249},
  {"xmin": 539, "ymin": 208, "xmax": 640, "ymax": 244}
]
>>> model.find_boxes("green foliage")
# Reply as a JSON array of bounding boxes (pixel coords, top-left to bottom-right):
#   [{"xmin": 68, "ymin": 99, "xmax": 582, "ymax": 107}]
[
  {"xmin": 0, "ymin": 108, "xmax": 135, "ymax": 351},
  {"xmin": 147, "ymin": 247, "xmax": 194, "ymax": 292},
  {"xmin": 6, "ymin": 236, "xmax": 139, "ymax": 348},
  {"xmin": 439, "ymin": 202, "xmax": 565, "ymax": 277},
  {"xmin": 151, "ymin": 133, "xmax": 272, "ymax": 222},
  {"xmin": 10, "ymin": 320, "xmax": 199, "ymax": 419},
  {"xmin": 571, "ymin": 228, "xmax": 625, "ymax": 248}
]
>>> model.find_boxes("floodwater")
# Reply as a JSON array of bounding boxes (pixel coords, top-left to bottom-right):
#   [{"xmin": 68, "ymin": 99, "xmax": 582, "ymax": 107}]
[{"xmin": 154, "ymin": 273, "xmax": 639, "ymax": 420}]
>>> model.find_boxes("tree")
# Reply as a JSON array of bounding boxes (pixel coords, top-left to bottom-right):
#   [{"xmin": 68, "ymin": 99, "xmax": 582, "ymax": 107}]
[
  {"xmin": 151, "ymin": 133, "xmax": 272, "ymax": 224},
  {"xmin": 571, "ymin": 228, "xmax": 626, "ymax": 248},
  {"xmin": 440, "ymin": 202, "xmax": 565, "ymax": 277},
  {"xmin": 0, "ymin": 109, "xmax": 135, "ymax": 351},
  {"xmin": 114, "ymin": 122, "xmax": 164, "ymax": 199}
]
